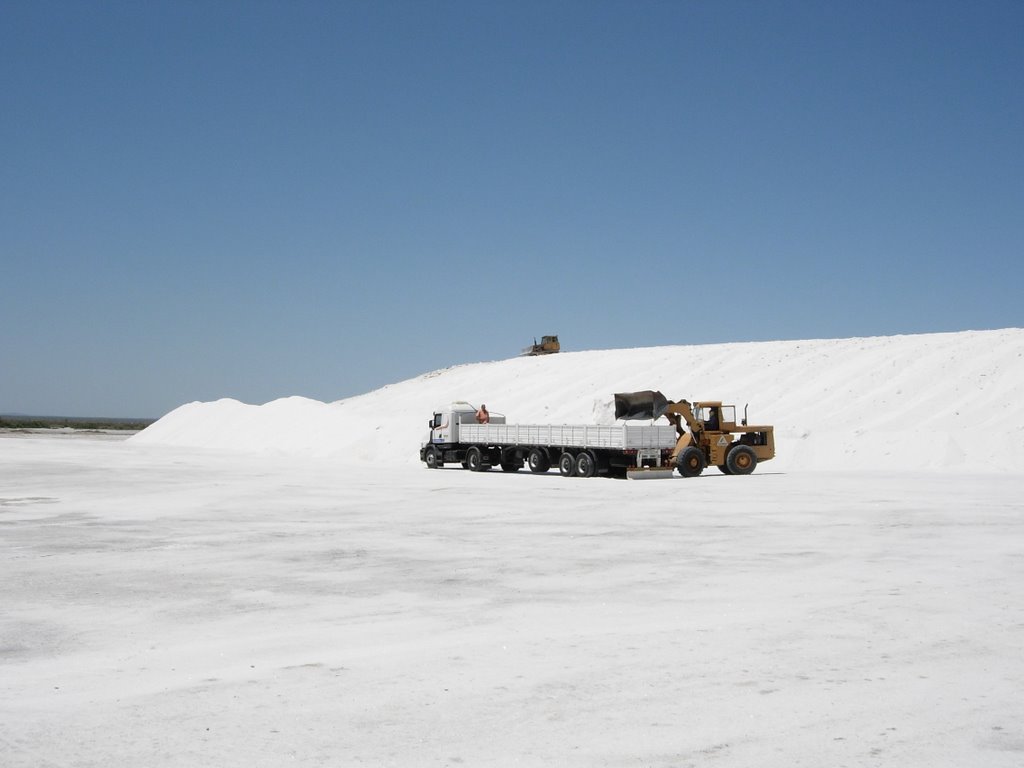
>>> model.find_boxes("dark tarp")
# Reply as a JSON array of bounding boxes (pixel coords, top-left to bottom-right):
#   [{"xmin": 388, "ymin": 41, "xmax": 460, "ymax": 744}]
[{"xmin": 614, "ymin": 390, "xmax": 670, "ymax": 421}]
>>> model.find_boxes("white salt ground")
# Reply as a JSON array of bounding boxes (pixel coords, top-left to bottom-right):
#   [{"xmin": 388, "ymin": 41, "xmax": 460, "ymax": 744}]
[{"xmin": 2, "ymin": 328, "xmax": 1024, "ymax": 766}]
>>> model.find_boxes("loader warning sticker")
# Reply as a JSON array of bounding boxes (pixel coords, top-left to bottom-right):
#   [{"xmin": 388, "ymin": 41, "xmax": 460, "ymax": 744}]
[{"xmin": 717, "ymin": 436, "xmax": 729, "ymax": 447}]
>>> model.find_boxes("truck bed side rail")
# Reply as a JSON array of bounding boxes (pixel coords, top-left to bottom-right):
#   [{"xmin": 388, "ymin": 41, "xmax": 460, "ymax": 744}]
[{"xmin": 458, "ymin": 423, "xmax": 676, "ymax": 450}]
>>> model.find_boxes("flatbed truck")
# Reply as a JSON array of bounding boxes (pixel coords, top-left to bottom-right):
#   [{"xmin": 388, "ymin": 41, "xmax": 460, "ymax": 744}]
[{"xmin": 420, "ymin": 401, "xmax": 678, "ymax": 478}]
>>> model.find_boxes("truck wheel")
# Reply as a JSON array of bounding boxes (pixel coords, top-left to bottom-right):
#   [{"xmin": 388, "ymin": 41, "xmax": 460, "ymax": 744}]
[
  {"xmin": 466, "ymin": 446, "xmax": 489, "ymax": 472},
  {"xmin": 726, "ymin": 445, "xmax": 757, "ymax": 475},
  {"xmin": 527, "ymin": 448, "xmax": 550, "ymax": 473},
  {"xmin": 499, "ymin": 450, "xmax": 521, "ymax": 472},
  {"xmin": 424, "ymin": 446, "xmax": 442, "ymax": 469},
  {"xmin": 676, "ymin": 446, "xmax": 705, "ymax": 478},
  {"xmin": 575, "ymin": 451, "xmax": 597, "ymax": 478},
  {"xmin": 558, "ymin": 451, "xmax": 577, "ymax": 477}
]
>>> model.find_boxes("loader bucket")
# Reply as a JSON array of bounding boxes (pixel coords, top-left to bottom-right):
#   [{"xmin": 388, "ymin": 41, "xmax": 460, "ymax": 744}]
[{"xmin": 614, "ymin": 390, "xmax": 670, "ymax": 421}]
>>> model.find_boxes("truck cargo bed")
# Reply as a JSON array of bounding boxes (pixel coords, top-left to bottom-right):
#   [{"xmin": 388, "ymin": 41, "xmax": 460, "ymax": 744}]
[{"xmin": 458, "ymin": 423, "xmax": 677, "ymax": 450}]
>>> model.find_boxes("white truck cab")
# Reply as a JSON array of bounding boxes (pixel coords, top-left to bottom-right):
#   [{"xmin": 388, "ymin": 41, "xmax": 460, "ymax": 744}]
[{"xmin": 427, "ymin": 402, "xmax": 505, "ymax": 446}]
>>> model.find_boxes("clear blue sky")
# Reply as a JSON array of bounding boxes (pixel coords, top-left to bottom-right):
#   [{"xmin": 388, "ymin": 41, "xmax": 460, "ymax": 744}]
[{"xmin": 2, "ymin": 0, "xmax": 1022, "ymax": 417}]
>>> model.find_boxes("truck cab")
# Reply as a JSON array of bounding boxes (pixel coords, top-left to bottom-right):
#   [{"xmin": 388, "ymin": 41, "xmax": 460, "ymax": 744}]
[{"xmin": 426, "ymin": 402, "xmax": 505, "ymax": 446}]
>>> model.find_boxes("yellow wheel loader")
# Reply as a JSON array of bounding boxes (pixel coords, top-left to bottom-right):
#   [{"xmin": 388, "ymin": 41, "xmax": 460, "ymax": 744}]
[{"xmin": 614, "ymin": 390, "xmax": 775, "ymax": 479}]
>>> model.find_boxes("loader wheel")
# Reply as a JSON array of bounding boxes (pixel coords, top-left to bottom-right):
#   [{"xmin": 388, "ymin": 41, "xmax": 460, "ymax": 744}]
[
  {"xmin": 676, "ymin": 446, "xmax": 705, "ymax": 478},
  {"xmin": 558, "ymin": 451, "xmax": 577, "ymax": 477},
  {"xmin": 466, "ymin": 446, "xmax": 489, "ymax": 472},
  {"xmin": 527, "ymin": 448, "xmax": 550, "ymax": 473},
  {"xmin": 575, "ymin": 450, "xmax": 597, "ymax": 479},
  {"xmin": 424, "ymin": 446, "xmax": 442, "ymax": 469},
  {"xmin": 726, "ymin": 445, "xmax": 757, "ymax": 475}
]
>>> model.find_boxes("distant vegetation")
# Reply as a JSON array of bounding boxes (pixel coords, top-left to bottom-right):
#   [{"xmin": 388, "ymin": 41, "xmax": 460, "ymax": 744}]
[{"xmin": 0, "ymin": 415, "xmax": 155, "ymax": 431}]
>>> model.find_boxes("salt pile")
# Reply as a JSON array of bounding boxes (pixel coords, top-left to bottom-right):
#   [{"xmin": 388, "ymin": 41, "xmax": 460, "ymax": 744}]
[{"xmin": 131, "ymin": 328, "xmax": 1024, "ymax": 473}]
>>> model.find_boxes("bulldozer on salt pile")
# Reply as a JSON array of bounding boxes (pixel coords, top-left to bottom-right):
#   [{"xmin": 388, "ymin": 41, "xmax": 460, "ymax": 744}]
[{"xmin": 522, "ymin": 335, "xmax": 560, "ymax": 356}]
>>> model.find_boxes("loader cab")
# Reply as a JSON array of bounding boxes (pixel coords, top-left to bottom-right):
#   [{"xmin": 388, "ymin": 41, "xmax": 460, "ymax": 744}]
[{"xmin": 696, "ymin": 403, "xmax": 737, "ymax": 432}]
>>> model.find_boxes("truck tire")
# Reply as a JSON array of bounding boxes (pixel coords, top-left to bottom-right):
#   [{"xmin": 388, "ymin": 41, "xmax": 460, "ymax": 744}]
[
  {"xmin": 575, "ymin": 450, "xmax": 597, "ymax": 478},
  {"xmin": 726, "ymin": 445, "xmax": 757, "ymax": 475},
  {"xmin": 527, "ymin": 448, "xmax": 550, "ymax": 473},
  {"xmin": 498, "ymin": 450, "xmax": 521, "ymax": 472},
  {"xmin": 424, "ymin": 446, "xmax": 442, "ymax": 469},
  {"xmin": 558, "ymin": 451, "xmax": 577, "ymax": 477},
  {"xmin": 676, "ymin": 446, "xmax": 705, "ymax": 478},
  {"xmin": 466, "ymin": 446, "xmax": 489, "ymax": 472}
]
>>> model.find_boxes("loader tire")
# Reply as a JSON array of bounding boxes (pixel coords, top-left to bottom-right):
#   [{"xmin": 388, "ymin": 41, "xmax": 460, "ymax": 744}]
[
  {"xmin": 575, "ymin": 450, "xmax": 597, "ymax": 478},
  {"xmin": 527, "ymin": 448, "xmax": 550, "ymax": 473},
  {"xmin": 558, "ymin": 451, "xmax": 577, "ymax": 477},
  {"xmin": 676, "ymin": 446, "xmax": 705, "ymax": 478},
  {"xmin": 424, "ymin": 446, "xmax": 442, "ymax": 469},
  {"xmin": 726, "ymin": 445, "xmax": 757, "ymax": 475},
  {"xmin": 466, "ymin": 446, "xmax": 489, "ymax": 472}
]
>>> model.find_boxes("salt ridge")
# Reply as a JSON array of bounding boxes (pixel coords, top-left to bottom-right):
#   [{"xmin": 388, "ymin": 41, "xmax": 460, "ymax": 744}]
[{"xmin": 130, "ymin": 328, "xmax": 1024, "ymax": 473}]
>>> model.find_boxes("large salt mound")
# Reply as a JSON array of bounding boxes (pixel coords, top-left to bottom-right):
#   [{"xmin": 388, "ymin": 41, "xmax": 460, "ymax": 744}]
[{"xmin": 131, "ymin": 328, "xmax": 1024, "ymax": 473}]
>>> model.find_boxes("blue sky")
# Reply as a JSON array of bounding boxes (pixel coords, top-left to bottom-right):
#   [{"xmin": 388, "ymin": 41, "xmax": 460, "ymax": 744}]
[{"xmin": 2, "ymin": 0, "xmax": 1022, "ymax": 417}]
